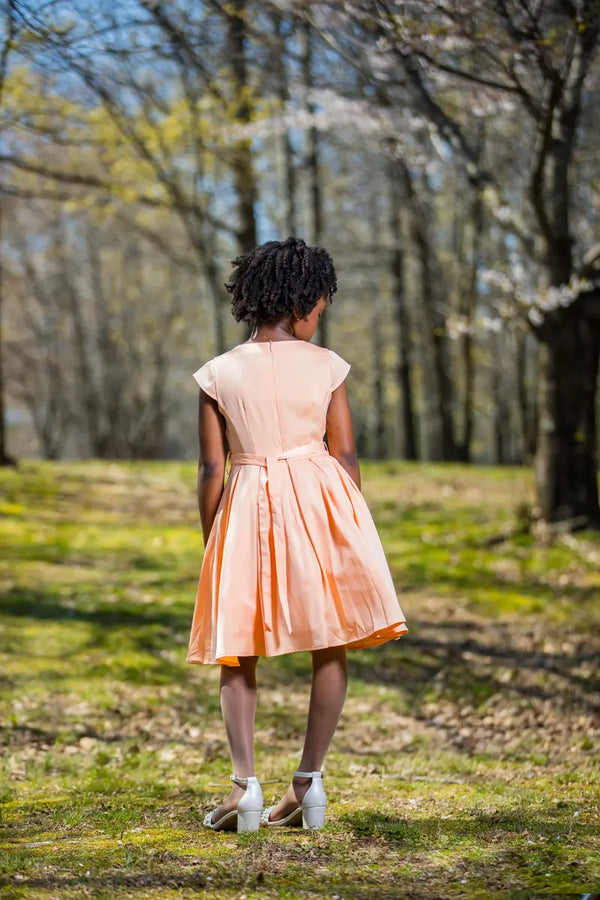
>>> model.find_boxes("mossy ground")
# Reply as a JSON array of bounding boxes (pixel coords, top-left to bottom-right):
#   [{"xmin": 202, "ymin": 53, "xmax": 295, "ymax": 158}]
[{"xmin": 1, "ymin": 460, "xmax": 599, "ymax": 899}]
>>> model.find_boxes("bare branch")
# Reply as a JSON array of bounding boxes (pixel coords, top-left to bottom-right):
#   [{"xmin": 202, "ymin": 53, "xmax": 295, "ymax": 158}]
[
  {"xmin": 113, "ymin": 210, "xmax": 199, "ymax": 270},
  {"xmin": 410, "ymin": 46, "xmax": 523, "ymax": 94}
]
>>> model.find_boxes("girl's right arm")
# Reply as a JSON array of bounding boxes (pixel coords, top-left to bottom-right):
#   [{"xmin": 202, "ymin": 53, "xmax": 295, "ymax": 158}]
[
  {"xmin": 197, "ymin": 389, "xmax": 227, "ymax": 544},
  {"xmin": 325, "ymin": 382, "xmax": 361, "ymax": 489}
]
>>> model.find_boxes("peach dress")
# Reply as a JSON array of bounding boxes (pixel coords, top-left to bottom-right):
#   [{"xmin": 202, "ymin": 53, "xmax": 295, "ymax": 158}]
[{"xmin": 187, "ymin": 339, "xmax": 408, "ymax": 666}]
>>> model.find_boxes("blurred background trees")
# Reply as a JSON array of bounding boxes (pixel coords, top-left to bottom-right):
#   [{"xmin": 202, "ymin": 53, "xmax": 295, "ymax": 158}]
[{"xmin": 1, "ymin": 0, "xmax": 599, "ymax": 526}]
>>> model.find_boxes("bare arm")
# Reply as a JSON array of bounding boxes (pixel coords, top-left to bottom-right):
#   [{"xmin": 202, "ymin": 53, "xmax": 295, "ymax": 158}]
[
  {"xmin": 197, "ymin": 388, "xmax": 227, "ymax": 544},
  {"xmin": 325, "ymin": 381, "xmax": 361, "ymax": 490}
]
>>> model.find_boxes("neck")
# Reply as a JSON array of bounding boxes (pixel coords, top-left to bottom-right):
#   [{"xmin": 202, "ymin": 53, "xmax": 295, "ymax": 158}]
[{"xmin": 249, "ymin": 319, "xmax": 297, "ymax": 342}]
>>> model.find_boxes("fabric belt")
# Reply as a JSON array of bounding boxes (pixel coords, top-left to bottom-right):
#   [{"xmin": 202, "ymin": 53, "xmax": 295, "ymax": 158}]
[{"xmin": 226, "ymin": 439, "xmax": 329, "ymax": 634}]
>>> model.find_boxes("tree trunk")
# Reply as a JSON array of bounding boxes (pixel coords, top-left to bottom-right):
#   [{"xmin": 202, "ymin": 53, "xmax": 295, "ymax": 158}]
[
  {"xmin": 200, "ymin": 219, "xmax": 227, "ymax": 354},
  {"xmin": 273, "ymin": 11, "xmax": 297, "ymax": 236},
  {"xmin": 0, "ymin": 198, "xmax": 14, "ymax": 465},
  {"xmin": 371, "ymin": 302, "xmax": 386, "ymax": 459},
  {"xmin": 535, "ymin": 314, "xmax": 600, "ymax": 526},
  {"xmin": 88, "ymin": 225, "xmax": 126, "ymax": 457},
  {"xmin": 299, "ymin": 21, "xmax": 329, "ymax": 348},
  {"xmin": 529, "ymin": 16, "xmax": 600, "ymax": 523},
  {"xmin": 455, "ymin": 177, "xmax": 483, "ymax": 463},
  {"xmin": 0, "ymin": 2, "xmax": 17, "ymax": 466},
  {"xmin": 389, "ymin": 160, "xmax": 417, "ymax": 459},
  {"xmin": 402, "ymin": 163, "xmax": 456, "ymax": 460},
  {"xmin": 491, "ymin": 332, "xmax": 508, "ymax": 464},
  {"xmin": 227, "ymin": 0, "xmax": 257, "ymax": 254},
  {"xmin": 58, "ymin": 231, "xmax": 107, "ymax": 457},
  {"xmin": 515, "ymin": 329, "xmax": 537, "ymax": 464}
]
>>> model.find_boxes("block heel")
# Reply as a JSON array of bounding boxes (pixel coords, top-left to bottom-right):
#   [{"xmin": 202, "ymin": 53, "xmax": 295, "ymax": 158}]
[
  {"xmin": 296, "ymin": 771, "xmax": 326, "ymax": 830},
  {"xmin": 203, "ymin": 774, "xmax": 263, "ymax": 833},
  {"xmin": 261, "ymin": 770, "xmax": 327, "ymax": 829},
  {"xmin": 237, "ymin": 808, "xmax": 262, "ymax": 833},
  {"xmin": 302, "ymin": 804, "xmax": 326, "ymax": 830}
]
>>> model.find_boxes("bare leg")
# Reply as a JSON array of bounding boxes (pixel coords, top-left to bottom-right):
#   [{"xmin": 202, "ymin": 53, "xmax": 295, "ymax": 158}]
[
  {"xmin": 268, "ymin": 645, "xmax": 348, "ymax": 821},
  {"xmin": 210, "ymin": 655, "xmax": 258, "ymax": 824}
]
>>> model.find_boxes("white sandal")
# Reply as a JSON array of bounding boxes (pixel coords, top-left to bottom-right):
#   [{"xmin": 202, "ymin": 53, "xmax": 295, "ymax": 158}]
[
  {"xmin": 261, "ymin": 770, "xmax": 326, "ymax": 830},
  {"xmin": 204, "ymin": 775, "xmax": 263, "ymax": 833}
]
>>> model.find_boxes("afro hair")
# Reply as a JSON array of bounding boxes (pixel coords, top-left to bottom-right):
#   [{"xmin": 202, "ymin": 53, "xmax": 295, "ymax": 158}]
[{"xmin": 225, "ymin": 236, "xmax": 338, "ymax": 325}]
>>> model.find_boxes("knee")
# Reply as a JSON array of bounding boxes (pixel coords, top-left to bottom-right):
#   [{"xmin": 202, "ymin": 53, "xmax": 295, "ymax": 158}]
[{"xmin": 312, "ymin": 645, "xmax": 348, "ymax": 671}]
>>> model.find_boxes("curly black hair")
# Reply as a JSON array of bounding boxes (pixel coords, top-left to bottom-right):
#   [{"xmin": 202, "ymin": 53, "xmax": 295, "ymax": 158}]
[{"xmin": 225, "ymin": 236, "xmax": 338, "ymax": 325}]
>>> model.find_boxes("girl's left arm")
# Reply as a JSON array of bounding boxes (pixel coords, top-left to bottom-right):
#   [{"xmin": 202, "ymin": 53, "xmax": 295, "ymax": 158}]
[{"xmin": 197, "ymin": 389, "xmax": 227, "ymax": 545}]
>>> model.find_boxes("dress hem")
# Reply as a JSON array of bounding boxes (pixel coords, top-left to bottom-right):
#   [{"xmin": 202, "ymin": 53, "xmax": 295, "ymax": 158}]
[{"xmin": 186, "ymin": 621, "xmax": 409, "ymax": 667}]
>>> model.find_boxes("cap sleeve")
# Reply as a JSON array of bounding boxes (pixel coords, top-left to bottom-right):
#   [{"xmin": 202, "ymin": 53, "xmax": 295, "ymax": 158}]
[
  {"xmin": 192, "ymin": 358, "xmax": 218, "ymax": 401},
  {"xmin": 329, "ymin": 349, "xmax": 351, "ymax": 392}
]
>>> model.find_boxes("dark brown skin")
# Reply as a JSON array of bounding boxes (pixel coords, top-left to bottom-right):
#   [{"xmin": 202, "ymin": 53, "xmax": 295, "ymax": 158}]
[
  {"xmin": 197, "ymin": 390, "xmax": 228, "ymax": 545},
  {"xmin": 196, "ymin": 296, "xmax": 360, "ymax": 542},
  {"xmin": 325, "ymin": 381, "xmax": 360, "ymax": 489}
]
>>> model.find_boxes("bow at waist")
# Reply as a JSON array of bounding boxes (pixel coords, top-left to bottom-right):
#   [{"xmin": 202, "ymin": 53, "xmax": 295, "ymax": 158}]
[{"xmin": 230, "ymin": 439, "xmax": 328, "ymax": 467}]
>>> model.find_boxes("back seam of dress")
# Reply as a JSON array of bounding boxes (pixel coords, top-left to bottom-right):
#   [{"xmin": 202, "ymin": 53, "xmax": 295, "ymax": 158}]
[{"xmin": 269, "ymin": 343, "xmax": 284, "ymax": 453}]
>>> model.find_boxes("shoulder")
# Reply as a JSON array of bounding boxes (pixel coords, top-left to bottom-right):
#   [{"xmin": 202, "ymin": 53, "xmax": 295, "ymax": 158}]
[
  {"xmin": 191, "ymin": 344, "xmax": 256, "ymax": 398},
  {"xmin": 288, "ymin": 343, "xmax": 351, "ymax": 388},
  {"xmin": 295, "ymin": 342, "xmax": 349, "ymax": 364},
  {"xmin": 192, "ymin": 345, "xmax": 240, "ymax": 379},
  {"xmin": 327, "ymin": 347, "xmax": 351, "ymax": 365},
  {"xmin": 192, "ymin": 357, "xmax": 217, "ymax": 399},
  {"xmin": 327, "ymin": 347, "xmax": 351, "ymax": 391}
]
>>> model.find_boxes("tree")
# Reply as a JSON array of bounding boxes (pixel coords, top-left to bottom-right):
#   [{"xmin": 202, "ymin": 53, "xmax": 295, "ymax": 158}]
[
  {"xmin": 6, "ymin": 1, "xmax": 263, "ymax": 354},
  {"xmin": 331, "ymin": 0, "xmax": 600, "ymax": 524},
  {"xmin": 4, "ymin": 196, "xmax": 192, "ymax": 458},
  {"xmin": 0, "ymin": 0, "xmax": 18, "ymax": 465},
  {"xmin": 388, "ymin": 155, "xmax": 418, "ymax": 459}
]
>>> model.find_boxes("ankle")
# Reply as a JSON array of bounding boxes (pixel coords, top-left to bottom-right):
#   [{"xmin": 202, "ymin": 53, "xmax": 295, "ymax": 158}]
[{"xmin": 294, "ymin": 768, "xmax": 321, "ymax": 779}]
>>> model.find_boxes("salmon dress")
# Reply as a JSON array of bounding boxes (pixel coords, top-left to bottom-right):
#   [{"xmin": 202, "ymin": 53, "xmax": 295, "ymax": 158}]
[{"xmin": 187, "ymin": 339, "xmax": 408, "ymax": 666}]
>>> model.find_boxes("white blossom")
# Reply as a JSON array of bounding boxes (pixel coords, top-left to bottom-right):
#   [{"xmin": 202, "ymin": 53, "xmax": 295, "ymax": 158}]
[
  {"xmin": 478, "ymin": 314, "xmax": 503, "ymax": 333},
  {"xmin": 446, "ymin": 313, "xmax": 504, "ymax": 340},
  {"xmin": 446, "ymin": 316, "xmax": 474, "ymax": 340},
  {"xmin": 217, "ymin": 88, "xmax": 427, "ymax": 145},
  {"xmin": 495, "ymin": 205, "xmax": 513, "ymax": 223},
  {"xmin": 480, "ymin": 268, "xmax": 513, "ymax": 292},
  {"xmin": 528, "ymin": 307, "xmax": 544, "ymax": 327}
]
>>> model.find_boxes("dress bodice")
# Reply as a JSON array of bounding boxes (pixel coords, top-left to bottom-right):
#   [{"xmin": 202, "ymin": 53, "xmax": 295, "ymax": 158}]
[{"xmin": 193, "ymin": 341, "xmax": 351, "ymax": 455}]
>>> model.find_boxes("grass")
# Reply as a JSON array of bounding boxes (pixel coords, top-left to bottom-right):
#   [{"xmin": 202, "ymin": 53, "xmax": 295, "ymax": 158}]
[{"xmin": 0, "ymin": 458, "xmax": 599, "ymax": 899}]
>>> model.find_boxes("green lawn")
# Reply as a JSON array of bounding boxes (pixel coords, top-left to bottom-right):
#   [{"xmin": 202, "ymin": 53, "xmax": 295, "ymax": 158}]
[{"xmin": 1, "ymin": 459, "xmax": 599, "ymax": 899}]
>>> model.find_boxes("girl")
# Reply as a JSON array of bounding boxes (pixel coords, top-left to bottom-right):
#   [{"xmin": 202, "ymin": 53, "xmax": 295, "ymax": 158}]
[{"xmin": 188, "ymin": 237, "xmax": 408, "ymax": 832}]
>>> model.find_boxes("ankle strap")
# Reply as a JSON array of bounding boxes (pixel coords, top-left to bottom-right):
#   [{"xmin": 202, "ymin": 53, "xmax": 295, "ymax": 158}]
[
  {"xmin": 230, "ymin": 774, "xmax": 258, "ymax": 786},
  {"xmin": 293, "ymin": 770, "xmax": 322, "ymax": 779}
]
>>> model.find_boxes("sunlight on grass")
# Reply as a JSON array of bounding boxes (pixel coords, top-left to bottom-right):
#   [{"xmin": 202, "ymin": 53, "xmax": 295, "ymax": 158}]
[{"xmin": 1, "ymin": 460, "xmax": 599, "ymax": 899}]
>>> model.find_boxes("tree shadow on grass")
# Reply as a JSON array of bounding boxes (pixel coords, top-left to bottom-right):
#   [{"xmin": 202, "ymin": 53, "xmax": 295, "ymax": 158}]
[
  {"xmin": 0, "ymin": 585, "xmax": 191, "ymax": 632},
  {"xmin": 340, "ymin": 807, "xmax": 599, "ymax": 891},
  {"xmin": 408, "ymin": 624, "xmax": 598, "ymax": 687},
  {"xmin": 0, "ymin": 585, "xmax": 194, "ymax": 686},
  {"xmin": 340, "ymin": 804, "xmax": 592, "ymax": 847},
  {"xmin": 2, "ymin": 809, "xmax": 597, "ymax": 900},
  {"xmin": 395, "ymin": 552, "xmax": 599, "ymax": 609},
  {"xmin": 0, "ymin": 869, "xmax": 212, "ymax": 895},
  {"xmin": 348, "ymin": 617, "xmax": 600, "ymax": 713}
]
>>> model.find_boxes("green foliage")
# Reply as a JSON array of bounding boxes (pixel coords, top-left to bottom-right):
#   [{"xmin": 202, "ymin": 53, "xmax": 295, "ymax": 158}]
[{"xmin": 0, "ymin": 461, "xmax": 598, "ymax": 898}]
